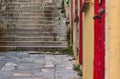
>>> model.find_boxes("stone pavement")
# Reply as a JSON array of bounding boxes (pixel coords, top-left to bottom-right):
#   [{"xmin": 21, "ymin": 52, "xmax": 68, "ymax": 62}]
[{"xmin": 0, "ymin": 51, "xmax": 81, "ymax": 79}]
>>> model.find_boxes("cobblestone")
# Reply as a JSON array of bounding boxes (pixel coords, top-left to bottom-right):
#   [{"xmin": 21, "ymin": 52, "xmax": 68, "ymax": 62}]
[{"xmin": 0, "ymin": 52, "xmax": 80, "ymax": 79}]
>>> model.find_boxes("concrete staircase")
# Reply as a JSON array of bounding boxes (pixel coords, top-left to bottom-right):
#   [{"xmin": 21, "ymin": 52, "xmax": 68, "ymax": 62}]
[{"xmin": 0, "ymin": 0, "xmax": 67, "ymax": 51}]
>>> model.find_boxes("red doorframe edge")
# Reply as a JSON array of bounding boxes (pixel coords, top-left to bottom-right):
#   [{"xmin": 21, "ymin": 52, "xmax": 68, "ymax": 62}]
[
  {"xmin": 79, "ymin": 0, "xmax": 83, "ymax": 65},
  {"xmin": 94, "ymin": 0, "xmax": 105, "ymax": 79}
]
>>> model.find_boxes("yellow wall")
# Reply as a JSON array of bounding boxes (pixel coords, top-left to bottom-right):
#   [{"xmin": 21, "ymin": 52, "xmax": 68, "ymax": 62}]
[
  {"xmin": 107, "ymin": 0, "xmax": 120, "ymax": 79},
  {"xmin": 73, "ymin": 23, "xmax": 78, "ymax": 58},
  {"xmin": 72, "ymin": 0, "xmax": 79, "ymax": 62},
  {"xmin": 82, "ymin": 1, "xmax": 94, "ymax": 79}
]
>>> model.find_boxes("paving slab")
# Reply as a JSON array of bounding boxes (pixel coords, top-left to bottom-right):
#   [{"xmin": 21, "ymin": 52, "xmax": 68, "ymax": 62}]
[
  {"xmin": 5, "ymin": 52, "xmax": 17, "ymax": 57},
  {"xmin": 16, "ymin": 53, "xmax": 30, "ymax": 58},
  {"xmin": 0, "ymin": 56, "xmax": 15, "ymax": 62},
  {"xmin": 0, "ymin": 71, "xmax": 13, "ymax": 79},
  {"xmin": 0, "ymin": 63, "xmax": 17, "ymax": 72},
  {"xmin": 0, "ymin": 52, "xmax": 81, "ymax": 79},
  {"xmin": 0, "ymin": 61, "xmax": 6, "ymax": 69}
]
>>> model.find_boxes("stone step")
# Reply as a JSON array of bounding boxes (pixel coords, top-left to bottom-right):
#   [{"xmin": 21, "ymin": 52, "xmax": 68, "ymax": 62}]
[
  {"xmin": 3, "ymin": 13, "xmax": 58, "ymax": 17},
  {"xmin": 6, "ymin": 7, "xmax": 55, "ymax": 13},
  {"xmin": 0, "ymin": 41, "xmax": 67, "ymax": 46},
  {"xmin": 6, "ymin": 19, "xmax": 59, "ymax": 24},
  {"xmin": 6, "ymin": 9, "xmax": 56, "ymax": 12},
  {"xmin": 2, "ymin": 35, "xmax": 66, "ymax": 38},
  {"xmin": 4, "ymin": 23, "xmax": 63, "ymax": 27},
  {"xmin": 5, "ymin": 21, "xmax": 60, "ymax": 24},
  {"xmin": 5, "ymin": 23, "xmax": 60, "ymax": 25},
  {"xmin": 8, "ymin": 3, "xmax": 58, "ymax": 8},
  {"xmin": 4, "ymin": 9, "xmax": 58, "ymax": 13},
  {"xmin": 11, "ymin": 14, "xmax": 59, "ymax": 17},
  {"xmin": 3, "ymin": 18, "xmax": 60, "ymax": 21},
  {"xmin": 3, "ymin": 17, "xmax": 60, "ymax": 20},
  {"xmin": 8, "ymin": 2, "xmax": 43, "ymax": 5},
  {"xmin": 0, "ymin": 36, "xmax": 66, "ymax": 41},
  {"xmin": 1, "ymin": 13, "xmax": 59, "ymax": 19},
  {"xmin": 0, "ymin": 0, "xmax": 67, "ymax": 51},
  {"xmin": 0, "ymin": 35, "xmax": 66, "ymax": 38},
  {"xmin": 0, "ymin": 29, "xmax": 66, "ymax": 33},
  {"xmin": 0, "ymin": 31, "xmax": 66, "ymax": 35},
  {"xmin": 2, "ymin": 33, "xmax": 66, "ymax": 37},
  {"xmin": 2, "ymin": 28, "xmax": 66, "ymax": 31},
  {"xmin": 4, "ymin": 26, "xmax": 66, "ymax": 30},
  {"xmin": 0, "ymin": 12, "xmax": 60, "ymax": 16},
  {"xmin": 3, "ymin": 19, "xmax": 60, "ymax": 22},
  {"xmin": 3, "ymin": 14, "xmax": 58, "ymax": 18},
  {"xmin": 6, "ymin": 7, "xmax": 57, "ymax": 11},
  {"xmin": 9, "ymin": 0, "xmax": 44, "ymax": 2},
  {"xmin": 4, "ymin": 17, "xmax": 59, "ymax": 20},
  {"xmin": 7, "ymin": 5, "xmax": 57, "ymax": 9},
  {"xmin": 2, "ymin": 12, "xmax": 60, "ymax": 15},
  {"xmin": 4, "ymin": 25, "xmax": 65, "ymax": 29},
  {"xmin": 0, "ymin": 46, "xmax": 67, "ymax": 51}
]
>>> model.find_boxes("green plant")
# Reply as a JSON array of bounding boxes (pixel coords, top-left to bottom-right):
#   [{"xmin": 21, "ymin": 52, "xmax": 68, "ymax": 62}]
[
  {"xmin": 66, "ymin": 28, "xmax": 70, "ymax": 46},
  {"xmin": 44, "ymin": 49, "xmax": 53, "ymax": 52},
  {"xmin": 58, "ymin": 45, "xmax": 73, "ymax": 56},
  {"xmin": 61, "ymin": 0, "xmax": 64, "ymax": 9},
  {"xmin": 73, "ymin": 64, "xmax": 80, "ymax": 71},
  {"xmin": 77, "ymin": 69, "xmax": 83, "ymax": 76},
  {"xmin": 57, "ymin": 6, "xmax": 63, "ymax": 10},
  {"xmin": 58, "ymin": 28, "xmax": 72, "ymax": 56},
  {"xmin": 73, "ymin": 64, "xmax": 83, "ymax": 77},
  {"xmin": 60, "ymin": 0, "xmax": 65, "ymax": 14},
  {"xmin": 10, "ymin": 48, "xmax": 21, "ymax": 51}
]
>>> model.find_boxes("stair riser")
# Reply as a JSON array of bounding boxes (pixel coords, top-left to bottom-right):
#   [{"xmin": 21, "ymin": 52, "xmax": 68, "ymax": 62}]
[
  {"xmin": 0, "ymin": 31, "xmax": 67, "ymax": 37},
  {"xmin": 6, "ymin": 8, "xmax": 56, "ymax": 11},
  {"xmin": 3, "ymin": 26, "xmax": 66, "ymax": 29},
  {"xmin": 5, "ymin": 28, "xmax": 66, "ymax": 31},
  {"xmin": 0, "ymin": 29, "xmax": 66, "ymax": 33},
  {"xmin": 1, "ymin": 12, "xmax": 59, "ymax": 14},
  {"xmin": 0, "ymin": 42, "xmax": 67, "ymax": 46},
  {"xmin": 0, "ymin": 38, "xmax": 66, "ymax": 41},
  {"xmin": 3, "ymin": 15, "xmax": 59, "ymax": 18},
  {"xmin": 0, "ymin": 47, "xmax": 66, "ymax": 51},
  {"xmin": 0, "ymin": 33, "xmax": 66, "ymax": 37},
  {"xmin": 6, "ymin": 10, "xmax": 54, "ymax": 13},
  {"xmin": 9, "ymin": 0, "xmax": 44, "ymax": 2},
  {"xmin": 4, "ymin": 16, "xmax": 59, "ymax": 18},
  {"xmin": 4, "ymin": 18, "xmax": 60, "ymax": 21},
  {"xmin": 5, "ymin": 21, "xmax": 60, "ymax": 24}
]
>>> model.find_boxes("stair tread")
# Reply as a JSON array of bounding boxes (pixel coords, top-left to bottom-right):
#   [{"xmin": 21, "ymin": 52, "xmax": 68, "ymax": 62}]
[
  {"xmin": 0, "ymin": 41, "xmax": 66, "ymax": 43},
  {"xmin": 0, "ymin": 46, "xmax": 67, "ymax": 48},
  {"xmin": 0, "ymin": 36, "xmax": 65, "ymax": 38}
]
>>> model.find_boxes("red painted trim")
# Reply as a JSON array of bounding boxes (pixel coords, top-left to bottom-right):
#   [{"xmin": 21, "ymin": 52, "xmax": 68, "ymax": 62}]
[
  {"xmin": 79, "ymin": 0, "xmax": 83, "ymax": 64},
  {"xmin": 94, "ymin": 0, "xmax": 105, "ymax": 79}
]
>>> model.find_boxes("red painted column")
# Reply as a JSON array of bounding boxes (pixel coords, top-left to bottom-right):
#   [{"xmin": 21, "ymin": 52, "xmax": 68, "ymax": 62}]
[
  {"xmin": 94, "ymin": 0, "xmax": 105, "ymax": 79},
  {"xmin": 79, "ymin": 0, "xmax": 83, "ymax": 64}
]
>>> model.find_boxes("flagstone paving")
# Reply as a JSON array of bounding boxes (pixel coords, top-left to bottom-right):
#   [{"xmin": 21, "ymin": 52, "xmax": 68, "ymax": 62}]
[{"xmin": 0, "ymin": 51, "xmax": 81, "ymax": 79}]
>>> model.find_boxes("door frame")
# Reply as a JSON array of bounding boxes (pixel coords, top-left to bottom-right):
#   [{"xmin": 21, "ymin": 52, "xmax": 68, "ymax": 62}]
[
  {"xmin": 79, "ymin": 0, "xmax": 83, "ymax": 65},
  {"xmin": 94, "ymin": 0, "xmax": 105, "ymax": 79}
]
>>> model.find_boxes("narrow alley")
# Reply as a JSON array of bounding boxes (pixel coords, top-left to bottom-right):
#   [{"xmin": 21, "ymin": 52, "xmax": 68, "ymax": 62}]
[{"xmin": 2, "ymin": 0, "xmax": 120, "ymax": 79}]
